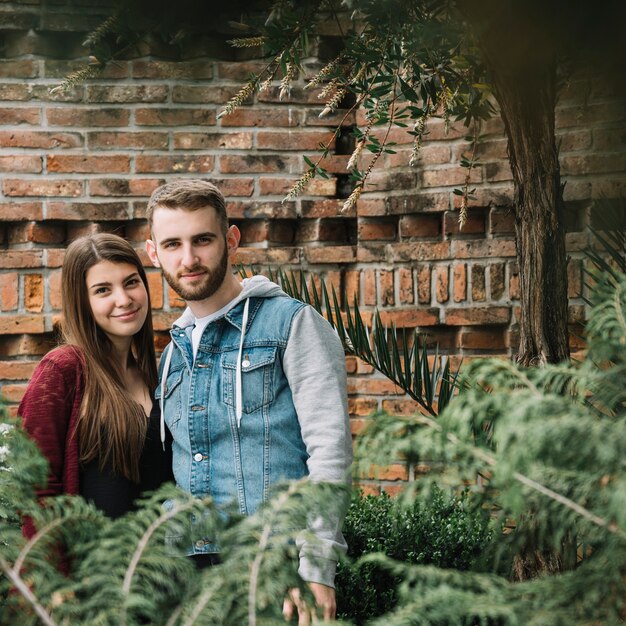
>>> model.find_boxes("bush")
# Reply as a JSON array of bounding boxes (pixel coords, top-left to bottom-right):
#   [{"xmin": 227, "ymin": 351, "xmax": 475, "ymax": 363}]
[{"xmin": 336, "ymin": 485, "xmax": 493, "ymax": 624}]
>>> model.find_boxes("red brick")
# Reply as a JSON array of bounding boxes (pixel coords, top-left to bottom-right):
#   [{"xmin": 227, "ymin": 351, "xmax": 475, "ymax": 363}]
[
  {"xmin": 349, "ymin": 398, "xmax": 377, "ymax": 417},
  {"xmin": 347, "ymin": 377, "xmax": 403, "ymax": 395},
  {"xmin": 363, "ymin": 270, "xmax": 376, "ymax": 306},
  {"xmin": 361, "ymin": 464, "xmax": 409, "ymax": 481},
  {"xmin": 304, "ymin": 246, "xmax": 356, "ymax": 264},
  {"xmin": 444, "ymin": 209, "xmax": 486, "ymax": 235},
  {"xmin": 436, "ymin": 266, "xmax": 449, "ymax": 303},
  {"xmin": 417, "ymin": 265, "xmax": 431, "ymax": 304},
  {"xmin": 490, "ymin": 263, "xmax": 505, "ymax": 300},
  {"xmin": 257, "ymin": 130, "xmax": 335, "ymax": 151},
  {"xmin": 381, "ymin": 399, "xmax": 421, "ymax": 416},
  {"xmin": 398, "ymin": 268, "xmax": 414, "ymax": 304},
  {"xmin": 399, "ymin": 214, "xmax": 441, "ymax": 238},
  {"xmin": 451, "ymin": 239, "xmax": 516, "ymax": 259},
  {"xmin": 0, "ymin": 383, "xmax": 27, "ymax": 403},
  {"xmin": 135, "ymin": 155, "xmax": 215, "ymax": 174},
  {"xmin": 8, "ymin": 222, "xmax": 65, "ymax": 244},
  {"xmin": 557, "ymin": 129, "xmax": 592, "ymax": 152},
  {"xmin": 86, "ymin": 85, "xmax": 168, "ymax": 103},
  {"xmin": 47, "ymin": 154, "xmax": 130, "ymax": 173},
  {"xmin": 0, "ymin": 59, "xmax": 38, "ymax": 78},
  {"xmin": 135, "ymin": 108, "xmax": 216, "ymax": 126},
  {"xmin": 48, "ymin": 270, "xmax": 62, "ymax": 309},
  {"xmin": 471, "ymin": 264, "xmax": 486, "ymax": 301},
  {"xmin": 220, "ymin": 154, "xmax": 299, "ymax": 174},
  {"xmin": 88, "ymin": 132, "xmax": 168, "ymax": 150},
  {"xmin": 47, "ymin": 202, "xmax": 130, "ymax": 221},
  {"xmin": 173, "ymin": 85, "xmax": 243, "ymax": 104},
  {"xmin": 46, "ymin": 249, "xmax": 65, "ymax": 268},
  {"xmin": 89, "ymin": 178, "xmax": 164, "ymax": 197},
  {"xmin": 146, "ymin": 272, "xmax": 164, "ymax": 309},
  {"xmin": 568, "ymin": 304, "xmax": 586, "ymax": 324},
  {"xmin": 24, "ymin": 274, "xmax": 43, "ymax": 312},
  {"xmin": 379, "ymin": 270, "xmax": 394, "ymax": 306},
  {"xmin": 509, "ymin": 271, "xmax": 520, "ymax": 300},
  {"xmin": 0, "ymin": 131, "xmax": 82, "ymax": 149},
  {"xmin": 215, "ymin": 60, "xmax": 268, "ymax": 80},
  {"xmin": 0, "ymin": 202, "xmax": 43, "ymax": 222},
  {"xmin": 220, "ymin": 108, "xmax": 299, "ymax": 127},
  {"xmin": 424, "ymin": 119, "xmax": 467, "ymax": 141},
  {"xmin": 567, "ymin": 258, "xmax": 582, "ymax": 298},
  {"xmin": 3, "ymin": 178, "xmax": 82, "ymax": 197},
  {"xmin": 453, "ymin": 263, "xmax": 467, "ymax": 302},
  {"xmin": 132, "ymin": 60, "xmax": 213, "ymax": 80},
  {"xmin": 356, "ymin": 243, "xmax": 386, "ymax": 263},
  {"xmin": 490, "ymin": 208, "xmax": 516, "ymax": 234},
  {"xmin": 233, "ymin": 248, "xmax": 301, "ymax": 266},
  {"xmin": 377, "ymin": 309, "xmax": 439, "ymax": 327},
  {"xmin": 46, "ymin": 107, "xmax": 129, "ymax": 127},
  {"xmin": 366, "ymin": 171, "xmax": 417, "ymax": 192},
  {"xmin": 259, "ymin": 177, "xmax": 336, "ymax": 197},
  {"xmin": 0, "ymin": 84, "xmax": 33, "ymax": 101},
  {"xmin": 0, "ymin": 250, "xmax": 43, "ymax": 269},
  {"xmin": 0, "ymin": 155, "xmax": 42, "ymax": 173},
  {"xmin": 445, "ymin": 307, "xmax": 510, "ymax": 325},
  {"xmin": 561, "ymin": 154, "xmax": 626, "ymax": 176},
  {"xmin": 592, "ymin": 126, "xmax": 626, "ymax": 151},
  {"xmin": 356, "ymin": 198, "xmax": 387, "ymax": 216},
  {"xmin": 484, "ymin": 161, "xmax": 513, "ymax": 182},
  {"xmin": 423, "ymin": 166, "xmax": 481, "ymax": 187},
  {"xmin": 460, "ymin": 328, "xmax": 507, "ymax": 350},
  {"xmin": 0, "ymin": 273, "xmax": 18, "ymax": 310},
  {"xmin": 0, "ymin": 315, "xmax": 44, "ymax": 334},
  {"xmin": 302, "ymin": 199, "xmax": 354, "ymax": 218},
  {"xmin": 174, "ymin": 131, "xmax": 253, "ymax": 150},
  {"xmin": 358, "ymin": 219, "xmax": 397, "ymax": 241},
  {"xmin": 0, "ymin": 360, "xmax": 39, "ymax": 379},
  {"xmin": 0, "ymin": 107, "xmax": 40, "ymax": 125},
  {"xmin": 228, "ymin": 200, "xmax": 296, "ymax": 220},
  {"xmin": 0, "ymin": 335, "xmax": 55, "ymax": 357},
  {"xmin": 343, "ymin": 270, "xmax": 360, "ymax": 307},
  {"xmin": 388, "ymin": 241, "xmax": 450, "ymax": 262},
  {"xmin": 356, "ymin": 359, "xmax": 375, "ymax": 375}
]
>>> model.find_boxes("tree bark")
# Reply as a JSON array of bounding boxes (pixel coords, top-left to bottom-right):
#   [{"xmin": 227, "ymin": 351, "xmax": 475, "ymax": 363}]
[{"xmin": 459, "ymin": 0, "xmax": 570, "ymax": 365}]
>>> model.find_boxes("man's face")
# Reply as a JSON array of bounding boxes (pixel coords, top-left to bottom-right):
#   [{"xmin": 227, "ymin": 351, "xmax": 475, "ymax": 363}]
[{"xmin": 146, "ymin": 205, "xmax": 237, "ymax": 302}]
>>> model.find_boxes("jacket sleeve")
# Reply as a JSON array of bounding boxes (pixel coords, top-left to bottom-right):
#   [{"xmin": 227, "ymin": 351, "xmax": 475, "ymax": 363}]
[
  {"xmin": 18, "ymin": 356, "xmax": 77, "ymax": 501},
  {"xmin": 283, "ymin": 305, "xmax": 353, "ymax": 588}
]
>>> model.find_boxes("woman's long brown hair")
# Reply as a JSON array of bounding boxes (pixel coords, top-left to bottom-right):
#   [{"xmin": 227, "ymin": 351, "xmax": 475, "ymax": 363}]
[{"xmin": 61, "ymin": 233, "xmax": 157, "ymax": 482}]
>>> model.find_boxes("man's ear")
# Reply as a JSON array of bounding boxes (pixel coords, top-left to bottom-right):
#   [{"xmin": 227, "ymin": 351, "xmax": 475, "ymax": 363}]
[
  {"xmin": 146, "ymin": 239, "xmax": 161, "ymax": 268},
  {"xmin": 226, "ymin": 225, "xmax": 241, "ymax": 258}
]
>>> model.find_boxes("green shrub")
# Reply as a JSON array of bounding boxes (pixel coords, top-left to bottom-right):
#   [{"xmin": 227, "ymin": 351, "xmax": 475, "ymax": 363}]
[{"xmin": 337, "ymin": 485, "xmax": 493, "ymax": 624}]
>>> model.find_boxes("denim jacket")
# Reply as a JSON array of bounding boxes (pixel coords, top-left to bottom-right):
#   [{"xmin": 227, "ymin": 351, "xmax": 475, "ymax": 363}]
[{"xmin": 156, "ymin": 276, "xmax": 352, "ymax": 586}]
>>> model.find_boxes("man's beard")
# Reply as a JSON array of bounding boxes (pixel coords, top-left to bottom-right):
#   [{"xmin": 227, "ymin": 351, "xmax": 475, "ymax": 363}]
[{"xmin": 162, "ymin": 244, "xmax": 229, "ymax": 302}]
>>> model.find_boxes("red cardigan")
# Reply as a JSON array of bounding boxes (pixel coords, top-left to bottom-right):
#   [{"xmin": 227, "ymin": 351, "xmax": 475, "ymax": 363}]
[{"xmin": 19, "ymin": 345, "xmax": 85, "ymax": 506}]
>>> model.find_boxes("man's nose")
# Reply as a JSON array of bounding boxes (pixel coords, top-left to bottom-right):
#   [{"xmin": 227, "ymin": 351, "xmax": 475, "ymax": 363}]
[{"xmin": 181, "ymin": 244, "xmax": 198, "ymax": 268}]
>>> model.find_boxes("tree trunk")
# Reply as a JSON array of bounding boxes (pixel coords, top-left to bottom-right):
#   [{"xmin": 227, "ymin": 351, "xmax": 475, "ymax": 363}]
[{"xmin": 459, "ymin": 0, "xmax": 570, "ymax": 365}]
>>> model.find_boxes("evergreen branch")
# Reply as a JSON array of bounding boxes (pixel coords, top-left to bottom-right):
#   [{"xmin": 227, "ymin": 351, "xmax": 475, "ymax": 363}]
[
  {"xmin": 248, "ymin": 484, "xmax": 298, "ymax": 626},
  {"xmin": 0, "ymin": 552, "xmax": 58, "ymax": 626},
  {"xmin": 121, "ymin": 498, "xmax": 209, "ymax": 615},
  {"xmin": 182, "ymin": 582, "xmax": 220, "ymax": 626},
  {"xmin": 13, "ymin": 516, "xmax": 65, "ymax": 575},
  {"xmin": 408, "ymin": 413, "xmax": 626, "ymax": 540}
]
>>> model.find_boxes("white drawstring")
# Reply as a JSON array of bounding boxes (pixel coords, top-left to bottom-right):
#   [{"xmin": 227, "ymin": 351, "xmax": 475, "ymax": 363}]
[
  {"xmin": 235, "ymin": 298, "xmax": 250, "ymax": 429},
  {"xmin": 159, "ymin": 342, "xmax": 174, "ymax": 450}
]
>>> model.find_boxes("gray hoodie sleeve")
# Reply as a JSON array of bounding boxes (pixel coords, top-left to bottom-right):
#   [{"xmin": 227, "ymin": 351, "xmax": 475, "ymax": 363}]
[{"xmin": 282, "ymin": 304, "xmax": 353, "ymax": 588}]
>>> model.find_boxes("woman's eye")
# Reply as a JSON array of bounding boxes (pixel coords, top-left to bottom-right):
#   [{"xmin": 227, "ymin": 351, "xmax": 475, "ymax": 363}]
[{"xmin": 94, "ymin": 287, "xmax": 108, "ymax": 295}]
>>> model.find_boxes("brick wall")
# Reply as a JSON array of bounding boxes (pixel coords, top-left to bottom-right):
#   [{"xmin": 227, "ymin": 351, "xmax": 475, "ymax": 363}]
[{"xmin": 1, "ymin": 2, "xmax": 625, "ymax": 493}]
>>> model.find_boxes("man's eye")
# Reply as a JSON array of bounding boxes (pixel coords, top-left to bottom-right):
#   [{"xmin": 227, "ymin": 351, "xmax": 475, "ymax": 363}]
[
  {"xmin": 164, "ymin": 242, "xmax": 179, "ymax": 249},
  {"xmin": 196, "ymin": 236, "xmax": 211, "ymax": 244}
]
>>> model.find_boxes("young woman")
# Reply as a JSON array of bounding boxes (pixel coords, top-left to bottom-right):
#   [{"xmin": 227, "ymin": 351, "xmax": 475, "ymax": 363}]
[{"xmin": 19, "ymin": 233, "xmax": 171, "ymax": 526}]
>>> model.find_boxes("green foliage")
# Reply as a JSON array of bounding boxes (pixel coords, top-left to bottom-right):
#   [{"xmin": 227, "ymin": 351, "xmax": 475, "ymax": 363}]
[{"xmin": 337, "ymin": 487, "xmax": 494, "ymax": 624}]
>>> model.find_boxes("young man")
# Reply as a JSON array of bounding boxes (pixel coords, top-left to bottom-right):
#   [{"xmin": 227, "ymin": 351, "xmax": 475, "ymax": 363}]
[{"xmin": 145, "ymin": 179, "xmax": 352, "ymax": 622}]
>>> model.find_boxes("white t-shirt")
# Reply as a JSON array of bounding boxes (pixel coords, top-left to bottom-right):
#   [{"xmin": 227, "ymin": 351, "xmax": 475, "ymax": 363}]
[{"xmin": 191, "ymin": 296, "xmax": 241, "ymax": 358}]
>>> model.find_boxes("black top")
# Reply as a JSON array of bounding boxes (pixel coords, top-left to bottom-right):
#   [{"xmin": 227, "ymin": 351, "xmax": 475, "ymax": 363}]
[{"xmin": 80, "ymin": 401, "xmax": 173, "ymax": 519}]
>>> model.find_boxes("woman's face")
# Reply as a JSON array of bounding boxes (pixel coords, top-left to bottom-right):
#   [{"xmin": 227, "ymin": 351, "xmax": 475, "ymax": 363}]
[{"xmin": 85, "ymin": 260, "xmax": 149, "ymax": 344}]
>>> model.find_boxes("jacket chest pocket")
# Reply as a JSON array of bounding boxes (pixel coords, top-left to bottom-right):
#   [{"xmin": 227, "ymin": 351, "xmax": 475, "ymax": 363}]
[
  {"xmin": 155, "ymin": 366, "xmax": 185, "ymax": 429},
  {"xmin": 222, "ymin": 346, "xmax": 277, "ymax": 414}
]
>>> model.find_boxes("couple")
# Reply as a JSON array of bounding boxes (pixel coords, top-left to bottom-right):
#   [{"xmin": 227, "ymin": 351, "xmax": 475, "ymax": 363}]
[{"xmin": 19, "ymin": 179, "xmax": 352, "ymax": 622}]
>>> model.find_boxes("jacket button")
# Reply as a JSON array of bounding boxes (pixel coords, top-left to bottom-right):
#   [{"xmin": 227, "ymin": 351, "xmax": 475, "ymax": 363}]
[
  {"xmin": 193, "ymin": 453, "xmax": 203, "ymax": 462},
  {"xmin": 195, "ymin": 540, "xmax": 205, "ymax": 548}
]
